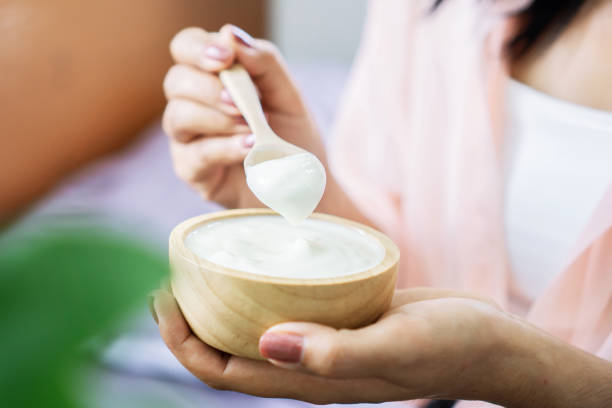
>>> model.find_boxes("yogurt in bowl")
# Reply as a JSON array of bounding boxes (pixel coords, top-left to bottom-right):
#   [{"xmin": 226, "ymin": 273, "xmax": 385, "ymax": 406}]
[
  {"xmin": 184, "ymin": 215, "xmax": 385, "ymax": 279},
  {"xmin": 169, "ymin": 209, "xmax": 399, "ymax": 360}
]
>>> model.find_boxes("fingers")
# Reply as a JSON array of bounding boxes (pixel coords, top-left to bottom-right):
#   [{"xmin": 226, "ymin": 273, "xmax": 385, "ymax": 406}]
[
  {"xmin": 257, "ymin": 289, "xmax": 503, "ymax": 381},
  {"xmin": 170, "ymin": 27, "xmax": 235, "ymax": 72},
  {"xmin": 163, "ymin": 64, "xmax": 240, "ymax": 116},
  {"xmin": 152, "ymin": 288, "xmax": 409, "ymax": 403},
  {"xmin": 219, "ymin": 357, "xmax": 410, "ymax": 404},
  {"xmin": 169, "ymin": 25, "xmax": 304, "ymax": 115},
  {"xmin": 258, "ymin": 320, "xmax": 405, "ymax": 380},
  {"xmin": 169, "ymin": 135, "xmax": 252, "ymax": 201},
  {"xmin": 162, "ymin": 99, "xmax": 249, "ymax": 142},
  {"xmin": 170, "ymin": 134, "xmax": 252, "ymax": 176},
  {"xmin": 227, "ymin": 26, "xmax": 304, "ymax": 114},
  {"xmin": 153, "ymin": 289, "xmax": 229, "ymax": 386}
]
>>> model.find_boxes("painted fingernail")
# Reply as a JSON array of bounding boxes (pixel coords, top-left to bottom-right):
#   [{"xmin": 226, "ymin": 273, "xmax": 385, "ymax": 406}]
[
  {"xmin": 259, "ymin": 332, "xmax": 303, "ymax": 363},
  {"xmin": 220, "ymin": 89, "xmax": 234, "ymax": 105},
  {"xmin": 243, "ymin": 134, "xmax": 255, "ymax": 148},
  {"xmin": 148, "ymin": 294, "xmax": 159, "ymax": 325},
  {"xmin": 205, "ymin": 44, "xmax": 231, "ymax": 61},
  {"xmin": 230, "ymin": 25, "xmax": 254, "ymax": 48}
]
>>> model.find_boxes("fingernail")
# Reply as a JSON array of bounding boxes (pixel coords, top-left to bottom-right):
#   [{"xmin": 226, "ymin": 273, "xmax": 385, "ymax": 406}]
[
  {"xmin": 205, "ymin": 44, "xmax": 231, "ymax": 61},
  {"xmin": 220, "ymin": 89, "xmax": 234, "ymax": 105},
  {"xmin": 148, "ymin": 294, "xmax": 159, "ymax": 325},
  {"xmin": 243, "ymin": 134, "xmax": 255, "ymax": 148},
  {"xmin": 259, "ymin": 332, "xmax": 303, "ymax": 363},
  {"xmin": 230, "ymin": 25, "xmax": 254, "ymax": 48}
]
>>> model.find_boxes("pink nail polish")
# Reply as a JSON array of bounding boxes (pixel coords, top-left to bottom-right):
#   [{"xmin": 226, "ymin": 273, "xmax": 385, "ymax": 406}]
[
  {"xmin": 230, "ymin": 25, "xmax": 254, "ymax": 48},
  {"xmin": 220, "ymin": 89, "xmax": 234, "ymax": 105},
  {"xmin": 243, "ymin": 134, "xmax": 255, "ymax": 148},
  {"xmin": 205, "ymin": 45, "xmax": 231, "ymax": 61},
  {"xmin": 259, "ymin": 332, "xmax": 303, "ymax": 363}
]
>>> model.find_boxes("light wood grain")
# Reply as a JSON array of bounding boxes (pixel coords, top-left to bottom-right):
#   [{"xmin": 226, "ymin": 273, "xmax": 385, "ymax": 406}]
[
  {"xmin": 169, "ymin": 209, "xmax": 399, "ymax": 360},
  {"xmin": 219, "ymin": 64, "xmax": 305, "ymax": 167}
]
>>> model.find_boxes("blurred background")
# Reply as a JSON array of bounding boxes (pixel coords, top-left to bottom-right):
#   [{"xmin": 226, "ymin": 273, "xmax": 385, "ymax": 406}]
[
  {"xmin": 0, "ymin": 1, "xmax": 393, "ymax": 407},
  {"xmin": 1, "ymin": 0, "xmax": 367, "ymax": 223}
]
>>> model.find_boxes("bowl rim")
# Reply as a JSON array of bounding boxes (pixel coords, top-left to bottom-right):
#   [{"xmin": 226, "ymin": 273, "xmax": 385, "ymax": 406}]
[{"xmin": 169, "ymin": 208, "xmax": 399, "ymax": 286}]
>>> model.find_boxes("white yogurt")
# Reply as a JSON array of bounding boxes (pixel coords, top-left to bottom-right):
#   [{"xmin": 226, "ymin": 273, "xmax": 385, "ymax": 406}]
[
  {"xmin": 185, "ymin": 215, "xmax": 385, "ymax": 278},
  {"xmin": 245, "ymin": 152, "xmax": 326, "ymax": 224}
]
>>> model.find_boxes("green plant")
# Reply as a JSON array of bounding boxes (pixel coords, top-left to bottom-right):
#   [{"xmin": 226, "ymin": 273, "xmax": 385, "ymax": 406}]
[{"xmin": 0, "ymin": 226, "xmax": 168, "ymax": 407}]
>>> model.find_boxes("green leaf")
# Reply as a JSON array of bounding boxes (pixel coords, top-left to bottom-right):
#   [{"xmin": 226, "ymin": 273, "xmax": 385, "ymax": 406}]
[{"xmin": 0, "ymin": 225, "xmax": 168, "ymax": 407}]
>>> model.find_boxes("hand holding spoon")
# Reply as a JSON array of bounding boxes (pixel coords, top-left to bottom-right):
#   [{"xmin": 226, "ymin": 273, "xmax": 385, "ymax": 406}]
[{"xmin": 219, "ymin": 64, "xmax": 326, "ymax": 224}]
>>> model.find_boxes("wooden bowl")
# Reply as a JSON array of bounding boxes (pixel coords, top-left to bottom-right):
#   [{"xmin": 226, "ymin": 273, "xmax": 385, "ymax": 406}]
[{"xmin": 169, "ymin": 208, "xmax": 399, "ymax": 360}]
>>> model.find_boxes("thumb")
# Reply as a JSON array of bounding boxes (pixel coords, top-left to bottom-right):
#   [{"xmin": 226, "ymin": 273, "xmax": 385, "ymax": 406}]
[
  {"xmin": 258, "ymin": 321, "xmax": 388, "ymax": 379},
  {"xmin": 220, "ymin": 24, "xmax": 305, "ymax": 115}
]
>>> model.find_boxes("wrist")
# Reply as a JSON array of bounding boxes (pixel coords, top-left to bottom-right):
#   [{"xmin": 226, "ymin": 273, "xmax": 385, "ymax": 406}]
[{"xmin": 483, "ymin": 313, "xmax": 612, "ymax": 407}]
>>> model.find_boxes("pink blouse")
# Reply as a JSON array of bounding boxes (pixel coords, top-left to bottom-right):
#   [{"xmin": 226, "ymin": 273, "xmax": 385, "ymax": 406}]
[{"xmin": 330, "ymin": 1, "xmax": 612, "ymax": 406}]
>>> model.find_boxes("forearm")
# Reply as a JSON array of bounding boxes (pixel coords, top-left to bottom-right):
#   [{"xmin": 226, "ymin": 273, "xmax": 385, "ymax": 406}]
[
  {"xmin": 487, "ymin": 315, "xmax": 612, "ymax": 407},
  {"xmin": 316, "ymin": 174, "xmax": 377, "ymax": 229}
]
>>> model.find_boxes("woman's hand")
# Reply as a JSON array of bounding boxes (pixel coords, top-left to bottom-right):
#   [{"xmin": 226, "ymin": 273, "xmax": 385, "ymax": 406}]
[
  {"xmin": 152, "ymin": 286, "xmax": 612, "ymax": 407},
  {"xmin": 151, "ymin": 287, "xmax": 503, "ymax": 403},
  {"xmin": 162, "ymin": 25, "xmax": 326, "ymax": 208}
]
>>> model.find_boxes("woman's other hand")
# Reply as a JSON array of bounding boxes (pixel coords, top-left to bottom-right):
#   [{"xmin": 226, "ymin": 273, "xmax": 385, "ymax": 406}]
[
  {"xmin": 151, "ymin": 287, "xmax": 504, "ymax": 403},
  {"xmin": 162, "ymin": 25, "xmax": 326, "ymax": 208},
  {"xmin": 152, "ymin": 286, "xmax": 612, "ymax": 406}
]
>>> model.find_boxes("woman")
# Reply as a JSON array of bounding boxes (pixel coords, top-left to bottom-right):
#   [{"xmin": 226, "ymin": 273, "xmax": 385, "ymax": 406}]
[{"xmin": 152, "ymin": 0, "xmax": 612, "ymax": 406}]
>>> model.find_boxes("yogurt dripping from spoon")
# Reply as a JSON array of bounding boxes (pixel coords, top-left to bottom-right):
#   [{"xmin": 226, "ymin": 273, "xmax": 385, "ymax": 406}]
[{"xmin": 245, "ymin": 152, "xmax": 326, "ymax": 224}]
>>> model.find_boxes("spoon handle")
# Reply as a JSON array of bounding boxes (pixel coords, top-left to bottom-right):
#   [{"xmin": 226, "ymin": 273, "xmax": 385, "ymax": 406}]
[{"xmin": 219, "ymin": 64, "xmax": 274, "ymax": 140}]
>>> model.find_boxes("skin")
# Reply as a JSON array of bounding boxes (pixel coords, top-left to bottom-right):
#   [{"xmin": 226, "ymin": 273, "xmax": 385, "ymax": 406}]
[
  {"xmin": 0, "ymin": 0, "xmax": 265, "ymax": 223},
  {"xmin": 512, "ymin": 0, "xmax": 612, "ymax": 111},
  {"xmin": 162, "ymin": 24, "xmax": 372, "ymax": 226},
  {"xmin": 152, "ymin": 287, "xmax": 612, "ymax": 406},
  {"xmin": 159, "ymin": 2, "xmax": 612, "ymax": 405}
]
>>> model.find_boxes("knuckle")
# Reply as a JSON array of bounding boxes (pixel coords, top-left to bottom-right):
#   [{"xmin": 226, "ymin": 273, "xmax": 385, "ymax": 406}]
[
  {"xmin": 170, "ymin": 27, "xmax": 207, "ymax": 59},
  {"xmin": 163, "ymin": 100, "xmax": 193, "ymax": 140},
  {"xmin": 161, "ymin": 105, "xmax": 176, "ymax": 137},
  {"xmin": 162, "ymin": 101, "xmax": 185, "ymax": 137},
  {"xmin": 171, "ymin": 26, "xmax": 206, "ymax": 46},
  {"xmin": 163, "ymin": 65, "xmax": 183, "ymax": 98},
  {"xmin": 163, "ymin": 334, "xmax": 183, "ymax": 355},
  {"xmin": 311, "ymin": 342, "xmax": 340, "ymax": 377}
]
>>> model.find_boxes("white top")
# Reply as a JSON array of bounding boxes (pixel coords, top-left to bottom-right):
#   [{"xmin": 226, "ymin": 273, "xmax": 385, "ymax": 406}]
[{"xmin": 504, "ymin": 79, "xmax": 612, "ymax": 300}]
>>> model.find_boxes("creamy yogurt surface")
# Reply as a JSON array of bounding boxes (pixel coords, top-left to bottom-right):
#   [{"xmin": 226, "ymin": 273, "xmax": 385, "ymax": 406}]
[
  {"xmin": 245, "ymin": 152, "xmax": 326, "ymax": 224},
  {"xmin": 185, "ymin": 215, "xmax": 385, "ymax": 278}
]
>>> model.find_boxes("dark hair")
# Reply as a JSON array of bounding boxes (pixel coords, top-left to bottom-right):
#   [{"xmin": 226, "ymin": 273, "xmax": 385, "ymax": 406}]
[{"xmin": 432, "ymin": 0, "xmax": 587, "ymax": 60}]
